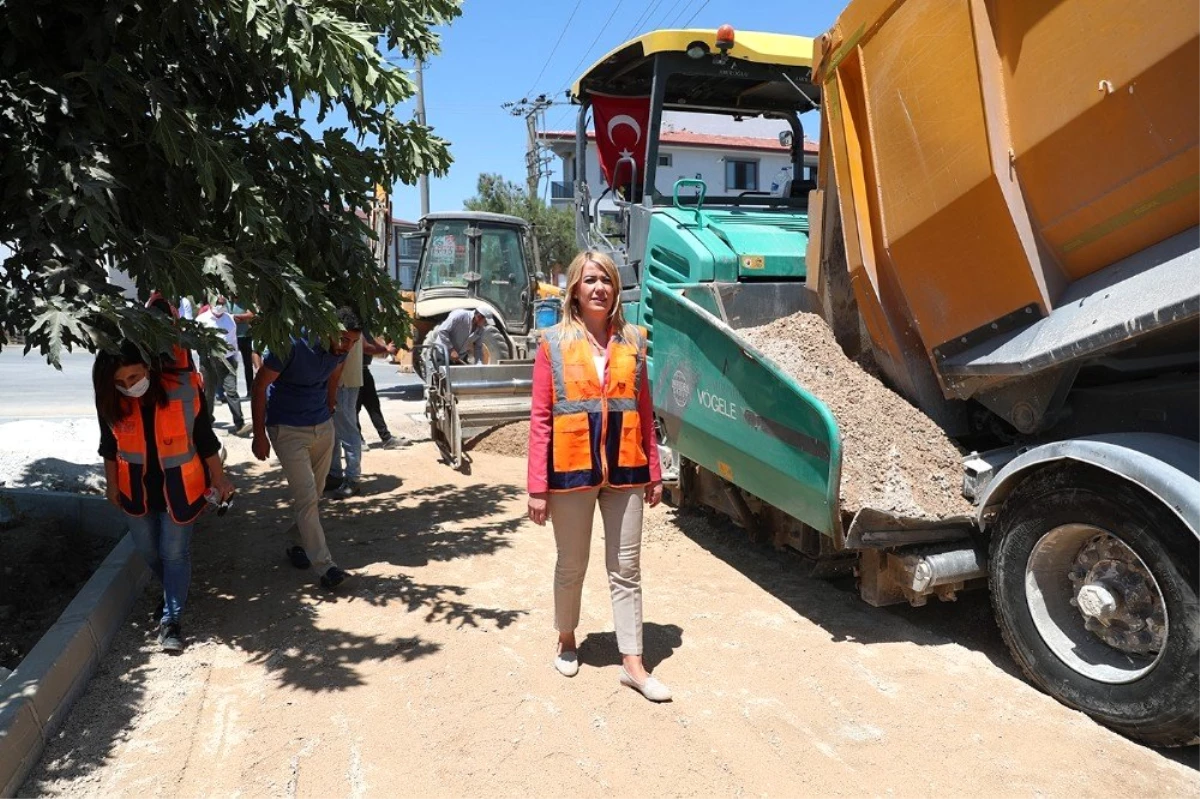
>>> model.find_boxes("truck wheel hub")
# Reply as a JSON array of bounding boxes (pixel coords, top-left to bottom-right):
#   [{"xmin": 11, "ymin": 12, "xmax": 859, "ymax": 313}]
[
  {"xmin": 1026, "ymin": 524, "xmax": 1167, "ymax": 683},
  {"xmin": 1068, "ymin": 534, "xmax": 1166, "ymax": 656}
]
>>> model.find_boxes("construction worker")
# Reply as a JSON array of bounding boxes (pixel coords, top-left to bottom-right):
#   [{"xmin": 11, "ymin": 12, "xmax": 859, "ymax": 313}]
[
  {"xmin": 196, "ymin": 296, "xmax": 248, "ymax": 435},
  {"xmin": 250, "ymin": 307, "xmax": 362, "ymax": 590},
  {"xmin": 95, "ymin": 341, "xmax": 235, "ymax": 652},
  {"xmin": 526, "ymin": 250, "xmax": 668, "ymax": 702},
  {"xmin": 326, "ymin": 332, "xmax": 365, "ymax": 499},
  {"xmin": 426, "ymin": 307, "xmax": 493, "ymax": 372},
  {"xmin": 357, "ymin": 334, "xmax": 404, "ymax": 448}
]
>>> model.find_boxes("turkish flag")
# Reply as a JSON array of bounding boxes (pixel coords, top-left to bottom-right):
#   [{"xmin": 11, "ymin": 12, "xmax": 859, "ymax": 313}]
[{"xmin": 592, "ymin": 93, "xmax": 651, "ymax": 191}]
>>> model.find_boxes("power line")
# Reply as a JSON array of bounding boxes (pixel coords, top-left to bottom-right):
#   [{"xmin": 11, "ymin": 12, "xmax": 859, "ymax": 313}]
[
  {"xmin": 682, "ymin": 0, "xmax": 711, "ymax": 27},
  {"xmin": 667, "ymin": 0, "xmax": 701, "ymax": 28},
  {"xmin": 656, "ymin": 0, "xmax": 690, "ymax": 29},
  {"xmin": 621, "ymin": 0, "xmax": 666, "ymax": 42},
  {"xmin": 525, "ymin": 0, "xmax": 585, "ymax": 98},
  {"xmin": 555, "ymin": 0, "xmax": 627, "ymax": 102}
]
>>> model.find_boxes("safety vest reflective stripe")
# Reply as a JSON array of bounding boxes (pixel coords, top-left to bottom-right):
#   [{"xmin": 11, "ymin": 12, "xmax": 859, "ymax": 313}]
[
  {"xmin": 159, "ymin": 379, "xmax": 200, "ymax": 468},
  {"xmin": 545, "ymin": 333, "xmax": 570, "ymax": 401},
  {"xmin": 549, "ymin": 397, "xmax": 638, "ymax": 414}
]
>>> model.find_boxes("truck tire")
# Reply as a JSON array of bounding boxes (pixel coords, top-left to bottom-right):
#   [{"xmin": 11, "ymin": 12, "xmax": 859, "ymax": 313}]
[
  {"xmin": 478, "ymin": 324, "xmax": 510, "ymax": 364},
  {"xmin": 988, "ymin": 464, "xmax": 1199, "ymax": 746},
  {"xmin": 412, "ymin": 329, "xmax": 428, "ymax": 380}
]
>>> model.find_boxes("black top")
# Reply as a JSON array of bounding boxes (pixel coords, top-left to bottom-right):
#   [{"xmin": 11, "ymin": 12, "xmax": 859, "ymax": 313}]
[{"xmin": 98, "ymin": 392, "xmax": 220, "ymax": 511}]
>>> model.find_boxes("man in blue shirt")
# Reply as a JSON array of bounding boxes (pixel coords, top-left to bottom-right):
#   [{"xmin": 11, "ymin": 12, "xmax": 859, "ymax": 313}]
[{"xmin": 250, "ymin": 307, "xmax": 363, "ymax": 589}]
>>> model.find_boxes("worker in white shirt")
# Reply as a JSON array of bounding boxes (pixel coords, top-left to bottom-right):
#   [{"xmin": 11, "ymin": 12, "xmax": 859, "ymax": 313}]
[{"xmin": 196, "ymin": 296, "xmax": 248, "ymax": 435}]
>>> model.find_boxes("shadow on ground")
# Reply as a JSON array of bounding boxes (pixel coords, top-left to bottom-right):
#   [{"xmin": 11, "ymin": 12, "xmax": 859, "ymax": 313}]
[
  {"xmin": 22, "ymin": 449, "xmax": 528, "ymax": 791},
  {"xmin": 16, "ymin": 458, "xmax": 104, "ymax": 493},
  {"xmin": 579, "ymin": 622, "xmax": 684, "ymax": 671},
  {"xmin": 375, "ymin": 383, "xmax": 424, "ymax": 401}
]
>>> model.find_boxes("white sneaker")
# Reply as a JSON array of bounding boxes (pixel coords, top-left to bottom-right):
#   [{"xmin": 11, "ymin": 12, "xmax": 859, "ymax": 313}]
[
  {"xmin": 619, "ymin": 667, "xmax": 672, "ymax": 702},
  {"xmin": 553, "ymin": 651, "xmax": 579, "ymax": 677}
]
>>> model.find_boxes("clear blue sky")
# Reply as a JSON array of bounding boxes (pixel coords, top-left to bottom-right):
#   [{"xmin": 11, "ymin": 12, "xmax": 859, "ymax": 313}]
[{"xmin": 386, "ymin": 0, "xmax": 846, "ymax": 222}]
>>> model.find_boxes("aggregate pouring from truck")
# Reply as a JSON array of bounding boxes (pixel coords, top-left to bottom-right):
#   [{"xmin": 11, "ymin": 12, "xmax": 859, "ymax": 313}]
[{"xmin": 561, "ymin": 6, "xmax": 1198, "ymax": 747}]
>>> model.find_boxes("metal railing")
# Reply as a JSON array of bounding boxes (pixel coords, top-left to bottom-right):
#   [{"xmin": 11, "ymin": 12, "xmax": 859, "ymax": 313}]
[{"xmin": 550, "ymin": 180, "xmax": 574, "ymax": 199}]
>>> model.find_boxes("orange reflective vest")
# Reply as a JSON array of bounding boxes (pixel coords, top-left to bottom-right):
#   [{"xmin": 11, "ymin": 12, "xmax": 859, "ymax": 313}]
[
  {"xmin": 112, "ymin": 371, "xmax": 210, "ymax": 524},
  {"xmin": 542, "ymin": 325, "xmax": 652, "ymax": 491}
]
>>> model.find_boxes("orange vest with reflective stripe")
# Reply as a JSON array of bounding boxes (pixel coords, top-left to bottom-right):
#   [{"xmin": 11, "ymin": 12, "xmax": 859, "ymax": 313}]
[
  {"xmin": 542, "ymin": 325, "xmax": 651, "ymax": 491},
  {"xmin": 112, "ymin": 371, "xmax": 210, "ymax": 524}
]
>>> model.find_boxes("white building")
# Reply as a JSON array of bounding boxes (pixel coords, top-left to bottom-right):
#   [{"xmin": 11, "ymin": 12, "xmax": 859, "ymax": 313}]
[
  {"xmin": 389, "ymin": 217, "xmax": 421, "ymax": 290},
  {"xmin": 539, "ymin": 112, "xmax": 818, "ymax": 218}
]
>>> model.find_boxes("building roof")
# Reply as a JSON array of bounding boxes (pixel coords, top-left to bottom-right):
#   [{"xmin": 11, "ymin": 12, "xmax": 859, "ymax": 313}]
[{"xmin": 539, "ymin": 129, "xmax": 818, "ymax": 154}]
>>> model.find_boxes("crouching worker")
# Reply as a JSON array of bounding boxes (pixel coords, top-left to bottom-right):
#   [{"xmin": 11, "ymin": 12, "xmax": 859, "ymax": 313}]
[
  {"xmin": 251, "ymin": 307, "xmax": 361, "ymax": 590},
  {"xmin": 426, "ymin": 307, "xmax": 493, "ymax": 373},
  {"xmin": 95, "ymin": 342, "xmax": 235, "ymax": 652}
]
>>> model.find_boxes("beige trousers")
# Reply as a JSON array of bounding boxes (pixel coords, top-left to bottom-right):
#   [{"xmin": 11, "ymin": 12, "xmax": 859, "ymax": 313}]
[
  {"xmin": 549, "ymin": 486, "xmax": 644, "ymax": 655},
  {"xmin": 268, "ymin": 421, "xmax": 336, "ymax": 575}
]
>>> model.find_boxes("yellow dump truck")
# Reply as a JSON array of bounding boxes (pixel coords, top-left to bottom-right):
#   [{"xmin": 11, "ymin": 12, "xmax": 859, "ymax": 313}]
[{"xmin": 803, "ymin": 0, "xmax": 1198, "ymax": 745}]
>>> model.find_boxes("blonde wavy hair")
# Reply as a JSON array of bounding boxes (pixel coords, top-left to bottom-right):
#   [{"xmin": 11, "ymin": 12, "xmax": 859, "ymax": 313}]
[{"xmin": 559, "ymin": 250, "xmax": 637, "ymax": 342}]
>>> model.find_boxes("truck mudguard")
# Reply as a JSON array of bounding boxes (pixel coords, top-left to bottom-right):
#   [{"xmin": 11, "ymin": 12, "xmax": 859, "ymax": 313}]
[{"xmin": 977, "ymin": 433, "xmax": 1200, "ymax": 539}]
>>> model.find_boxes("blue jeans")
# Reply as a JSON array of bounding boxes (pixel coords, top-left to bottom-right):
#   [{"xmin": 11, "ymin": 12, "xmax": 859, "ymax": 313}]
[
  {"xmin": 329, "ymin": 386, "xmax": 362, "ymax": 482},
  {"xmin": 126, "ymin": 512, "xmax": 193, "ymax": 625}
]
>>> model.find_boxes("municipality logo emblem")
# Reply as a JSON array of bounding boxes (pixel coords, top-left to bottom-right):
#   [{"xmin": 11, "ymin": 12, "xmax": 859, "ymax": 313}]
[{"xmin": 671, "ymin": 369, "xmax": 691, "ymax": 409}]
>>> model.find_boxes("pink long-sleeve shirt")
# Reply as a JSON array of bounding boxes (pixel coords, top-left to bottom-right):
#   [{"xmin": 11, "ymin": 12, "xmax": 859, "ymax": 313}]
[{"xmin": 527, "ymin": 339, "xmax": 662, "ymax": 494}]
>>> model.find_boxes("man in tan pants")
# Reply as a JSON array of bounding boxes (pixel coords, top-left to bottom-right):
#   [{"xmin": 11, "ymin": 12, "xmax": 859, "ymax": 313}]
[{"xmin": 251, "ymin": 308, "xmax": 362, "ymax": 590}]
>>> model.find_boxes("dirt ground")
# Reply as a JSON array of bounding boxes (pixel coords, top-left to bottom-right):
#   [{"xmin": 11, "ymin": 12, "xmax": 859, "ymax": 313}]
[
  {"xmin": 19, "ymin": 396, "xmax": 1199, "ymax": 798},
  {"xmin": 0, "ymin": 518, "xmax": 115, "ymax": 671}
]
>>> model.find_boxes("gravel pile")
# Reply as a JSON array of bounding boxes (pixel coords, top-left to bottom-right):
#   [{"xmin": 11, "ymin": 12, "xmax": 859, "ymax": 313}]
[
  {"xmin": 739, "ymin": 311, "xmax": 970, "ymax": 520},
  {"xmin": 467, "ymin": 421, "xmax": 530, "ymax": 459}
]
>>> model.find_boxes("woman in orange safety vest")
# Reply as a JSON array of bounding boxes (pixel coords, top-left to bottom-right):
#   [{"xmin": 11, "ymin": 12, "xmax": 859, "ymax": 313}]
[
  {"xmin": 95, "ymin": 341, "xmax": 234, "ymax": 652},
  {"xmin": 526, "ymin": 250, "xmax": 669, "ymax": 702}
]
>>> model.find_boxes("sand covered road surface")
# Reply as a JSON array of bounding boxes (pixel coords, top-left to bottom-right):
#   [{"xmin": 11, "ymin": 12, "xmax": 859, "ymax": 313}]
[{"xmin": 20, "ymin": 434, "xmax": 1198, "ymax": 798}]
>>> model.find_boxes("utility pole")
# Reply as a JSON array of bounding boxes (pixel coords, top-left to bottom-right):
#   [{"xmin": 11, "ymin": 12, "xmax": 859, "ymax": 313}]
[
  {"xmin": 415, "ymin": 59, "xmax": 430, "ymax": 217},
  {"xmin": 502, "ymin": 94, "xmax": 555, "ymax": 276},
  {"xmin": 503, "ymin": 95, "xmax": 554, "ymax": 200}
]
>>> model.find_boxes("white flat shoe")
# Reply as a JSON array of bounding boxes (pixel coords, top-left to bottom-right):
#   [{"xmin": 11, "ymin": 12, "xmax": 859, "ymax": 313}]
[
  {"xmin": 554, "ymin": 651, "xmax": 579, "ymax": 677},
  {"xmin": 619, "ymin": 667, "xmax": 672, "ymax": 702}
]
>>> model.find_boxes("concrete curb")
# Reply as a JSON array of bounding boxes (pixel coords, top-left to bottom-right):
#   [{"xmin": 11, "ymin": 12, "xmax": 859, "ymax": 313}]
[
  {"xmin": 0, "ymin": 488, "xmax": 128, "ymax": 539},
  {"xmin": 0, "ymin": 494, "xmax": 147, "ymax": 798}
]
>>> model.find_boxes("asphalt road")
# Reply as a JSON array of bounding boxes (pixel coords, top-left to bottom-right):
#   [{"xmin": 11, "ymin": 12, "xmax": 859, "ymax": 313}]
[{"xmin": 0, "ymin": 347, "xmax": 422, "ymax": 423}]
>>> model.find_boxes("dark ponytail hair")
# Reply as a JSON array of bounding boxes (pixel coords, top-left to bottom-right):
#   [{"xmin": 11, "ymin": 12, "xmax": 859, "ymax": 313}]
[{"xmin": 93, "ymin": 342, "xmax": 169, "ymax": 427}]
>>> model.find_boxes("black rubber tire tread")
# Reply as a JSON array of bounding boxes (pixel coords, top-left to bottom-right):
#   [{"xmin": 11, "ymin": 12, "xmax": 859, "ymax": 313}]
[
  {"xmin": 988, "ymin": 463, "xmax": 1199, "ymax": 747},
  {"xmin": 412, "ymin": 328, "xmax": 428, "ymax": 380},
  {"xmin": 478, "ymin": 324, "xmax": 510, "ymax": 364}
]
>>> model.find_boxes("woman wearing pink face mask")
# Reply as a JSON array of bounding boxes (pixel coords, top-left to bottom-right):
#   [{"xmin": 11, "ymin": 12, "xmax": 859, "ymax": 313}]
[{"xmin": 94, "ymin": 342, "xmax": 234, "ymax": 652}]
